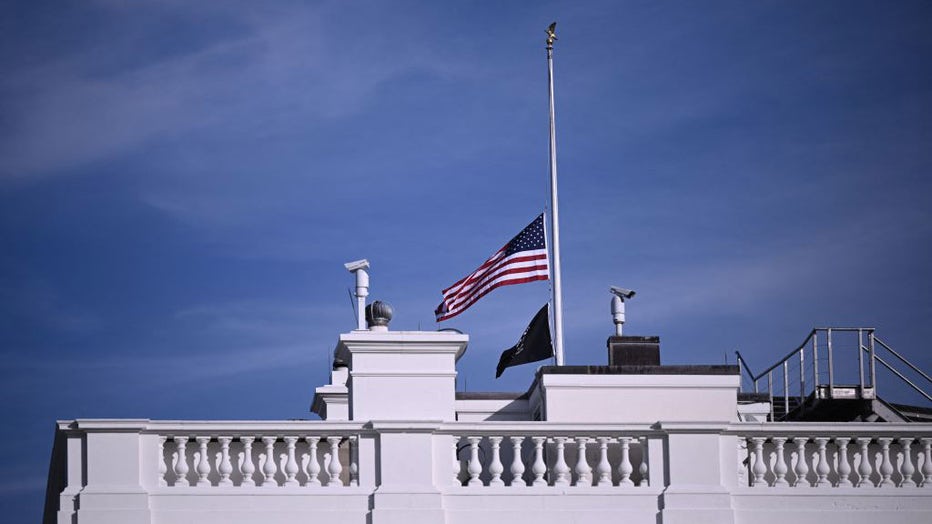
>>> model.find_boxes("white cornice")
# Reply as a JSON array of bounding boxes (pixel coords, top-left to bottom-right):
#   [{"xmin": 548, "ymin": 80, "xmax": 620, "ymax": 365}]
[
  {"xmin": 350, "ymin": 371, "xmax": 458, "ymax": 379},
  {"xmin": 335, "ymin": 330, "xmax": 468, "ymax": 362},
  {"xmin": 541, "ymin": 374, "xmax": 740, "ymax": 389}
]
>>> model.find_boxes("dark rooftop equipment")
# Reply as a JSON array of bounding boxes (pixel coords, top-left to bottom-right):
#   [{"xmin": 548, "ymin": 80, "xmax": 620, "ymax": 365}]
[{"xmin": 607, "ymin": 335, "xmax": 661, "ymax": 366}]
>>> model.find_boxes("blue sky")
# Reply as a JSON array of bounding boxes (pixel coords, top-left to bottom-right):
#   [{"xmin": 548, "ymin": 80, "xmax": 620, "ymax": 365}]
[{"xmin": 1, "ymin": 0, "xmax": 931, "ymax": 519}]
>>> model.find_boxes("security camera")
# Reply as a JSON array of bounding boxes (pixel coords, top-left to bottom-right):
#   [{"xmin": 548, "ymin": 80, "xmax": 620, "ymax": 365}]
[
  {"xmin": 344, "ymin": 259, "xmax": 370, "ymax": 272},
  {"xmin": 610, "ymin": 286, "xmax": 636, "ymax": 300},
  {"xmin": 610, "ymin": 286, "xmax": 635, "ymax": 336}
]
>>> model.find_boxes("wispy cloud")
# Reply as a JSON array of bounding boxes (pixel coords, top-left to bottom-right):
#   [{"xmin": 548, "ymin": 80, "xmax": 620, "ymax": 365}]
[{"xmin": 0, "ymin": 2, "xmax": 459, "ymax": 178}]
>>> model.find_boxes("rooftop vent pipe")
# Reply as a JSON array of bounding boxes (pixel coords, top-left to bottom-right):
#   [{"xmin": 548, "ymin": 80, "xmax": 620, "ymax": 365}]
[{"xmin": 345, "ymin": 259, "xmax": 370, "ymax": 330}]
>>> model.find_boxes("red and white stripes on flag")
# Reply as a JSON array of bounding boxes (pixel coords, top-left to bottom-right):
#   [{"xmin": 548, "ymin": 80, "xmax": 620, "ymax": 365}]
[{"xmin": 435, "ymin": 214, "xmax": 550, "ymax": 322}]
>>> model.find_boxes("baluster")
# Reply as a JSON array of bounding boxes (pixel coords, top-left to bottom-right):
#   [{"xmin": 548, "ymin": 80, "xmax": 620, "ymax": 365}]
[
  {"xmin": 240, "ymin": 437, "xmax": 256, "ymax": 486},
  {"xmin": 453, "ymin": 437, "xmax": 463, "ymax": 486},
  {"xmin": 509, "ymin": 436, "xmax": 526, "ymax": 487},
  {"xmin": 283, "ymin": 437, "xmax": 299, "ymax": 486},
  {"xmin": 305, "ymin": 437, "xmax": 321, "ymax": 486},
  {"xmin": 814, "ymin": 438, "xmax": 831, "ymax": 487},
  {"xmin": 466, "ymin": 437, "xmax": 482, "ymax": 486},
  {"xmin": 737, "ymin": 438, "xmax": 750, "ymax": 487},
  {"xmin": 619, "ymin": 437, "xmax": 635, "ymax": 486},
  {"xmin": 218, "ymin": 437, "xmax": 233, "ymax": 486},
  {"xmin": 277, "ymin": 449, "xmax": 287, "ymax": 484},
  {"xmin": 158, "ymin": 436, "xmax": 168, "ymax": 487},
  {"xmin": 261, "ymin": 436, "xmax": 278, "ymax": 487},
  {"xmin": 900, "ymin": 438, "xmax": 916, "ymax": 487},
  {"xmin": 327, "ymin": 436, "xmax": 343, "ymax": 487},
  {"xmin": 574, "ymin": 437, "xmax": 592, "ymax": 487},
  {"xmin": 773, "ymin": 437, "xmax": 789, "ymax": 487},
  {"xmin": 921, "ymin": 438, "xmax": 932, "ymax": 487},
  {"xmin": 488, "ymin": 436, "xmax": 504, "ymax": 486},
  {"xmin": 878, "ymin": 438, "xmax": 895, "ymax": 487},
  {"xmin": 857, "ymin": 437, "xmax": 874, "ymax": 487},
  {"xmin": 751, "ymin": 438, "xmax": 768, "ymax": 487},
  {"xmin": 553, "ymin": 437, "xmax": 570, "ymax": 486},
  {"xmin": 531, "ymin": 437, "xmax": 547, "ymax": 486},
  {"xmin": 196, "ymin": 437, "xmax": 211, "ymax": 487},
  {"xmin": 173, "ymin": 436, "xmax": 190, "ymax": 487},
  {"xmin": 638, "ymin": 436, "xmax": 649, "ymax": 487},
  {"xmin": 793, "ymin": 437, "xmax": 810, "ymax": 487},
  {"xmin": 835, "ymin": 438, "xmax": 852, "ymax": 487},
  {"xmin": 349, "ymin": 436, "xmax": 359, "ymax": 487},
  {"xmin": 596, "ymin": 437, "xmax": 612, "ymax": 487}
]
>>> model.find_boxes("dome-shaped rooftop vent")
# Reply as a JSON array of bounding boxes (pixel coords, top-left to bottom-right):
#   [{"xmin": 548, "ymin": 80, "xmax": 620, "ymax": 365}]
[{"xmin": 365, "ymin": 300, "xmax": 393, "ymax": 331}]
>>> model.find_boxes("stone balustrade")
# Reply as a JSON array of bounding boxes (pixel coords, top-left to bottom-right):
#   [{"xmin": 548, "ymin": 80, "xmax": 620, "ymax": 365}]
[
  {"xmin": 50, "ymin": 419, "xmax": 932, "ymax": 524},
  {"xmin": 161, "ymin": 433, "xmax": 359, "ymax": 488},
  {"xmin": 55, "ymin": 420, "xmax": 932, "ymax": 493},
  {"xmin": 731, "ymin": 424, "xmax": 932, "ymax": 488},
  {"xmin": 153, "ymin": 422, "xmax": 367, "ymax": 489},
  {"xmin": 443, "ymin": 423, "xmax": 653, "ymax": 488}
]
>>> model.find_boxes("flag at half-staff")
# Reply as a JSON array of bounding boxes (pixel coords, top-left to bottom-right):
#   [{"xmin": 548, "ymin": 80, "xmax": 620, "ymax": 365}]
[
  {"xmin": 496, "ymin": 304, "xmax": 554, "ymax": 378},
  {"xmin": 435, "ymin": 214, "xmax": 549, "ymax": 322}
]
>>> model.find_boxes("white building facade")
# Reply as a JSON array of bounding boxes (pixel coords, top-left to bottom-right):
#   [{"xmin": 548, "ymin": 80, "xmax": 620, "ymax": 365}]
[{"xmin": 46, "ymin": 324, "xmax": 932, "ymax": 524}]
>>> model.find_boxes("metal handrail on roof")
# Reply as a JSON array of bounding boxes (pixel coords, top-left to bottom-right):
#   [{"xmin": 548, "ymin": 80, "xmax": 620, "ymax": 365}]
[{"xmin": 735, "ymin": 327, "xmax": 930, "ymax": 421}]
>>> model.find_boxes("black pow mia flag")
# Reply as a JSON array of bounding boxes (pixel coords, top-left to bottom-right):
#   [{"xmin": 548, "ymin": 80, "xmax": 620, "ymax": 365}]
[{"xmin": 495, "ymin": 304, "xmax": 554, "ymax": 378}]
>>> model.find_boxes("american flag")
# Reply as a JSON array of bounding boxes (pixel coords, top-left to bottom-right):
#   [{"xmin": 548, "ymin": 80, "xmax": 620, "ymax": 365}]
[{"xmin": 435, "ymin": 214, "xmax": 550, "ymax": 322}]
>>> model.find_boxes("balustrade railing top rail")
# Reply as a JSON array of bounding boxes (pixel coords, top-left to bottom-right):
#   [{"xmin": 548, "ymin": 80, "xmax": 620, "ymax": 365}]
[
  {"xmin": 62, "ymin": 419, "xmax": 368, "ymax": 433},
  {"xmin": 437, "ymin": 421, "xmax": 659, "ymax": 434},
  {"xmin": 726, "ymin": 421, "xmax": 932, "ymax": 436}
]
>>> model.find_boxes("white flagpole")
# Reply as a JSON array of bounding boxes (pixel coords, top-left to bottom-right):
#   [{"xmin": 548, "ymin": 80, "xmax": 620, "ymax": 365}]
[{"xmin": 545, "ymin": 23, "xmax": 565, "ymax": 366}]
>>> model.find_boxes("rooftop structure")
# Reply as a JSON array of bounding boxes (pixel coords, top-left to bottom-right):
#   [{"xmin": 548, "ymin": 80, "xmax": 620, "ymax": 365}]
[{"xmin": 45, "ymin": 274, "xmax": 932, "ymax": 524}]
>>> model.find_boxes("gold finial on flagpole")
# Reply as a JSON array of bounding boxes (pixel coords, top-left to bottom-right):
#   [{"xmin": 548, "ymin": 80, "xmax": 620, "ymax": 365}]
[{"xmin": 546, "ymin": 22, "xmax": 558, "ymax": 47}]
